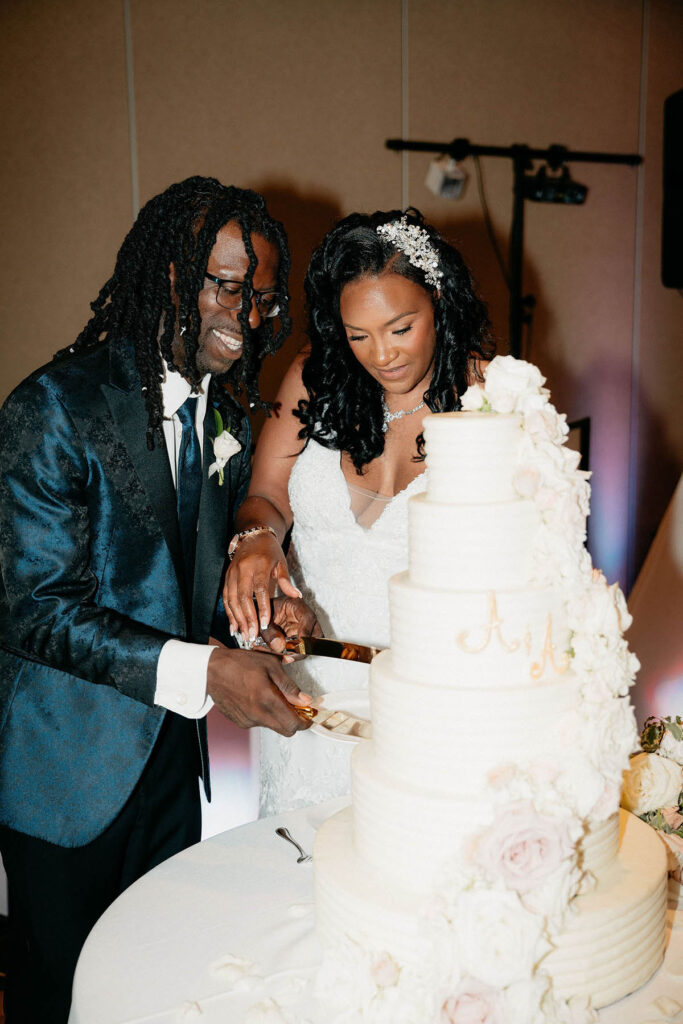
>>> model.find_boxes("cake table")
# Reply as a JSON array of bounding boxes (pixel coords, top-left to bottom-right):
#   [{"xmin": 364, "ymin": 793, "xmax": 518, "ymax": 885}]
[{"xmin": 69, "ymin": 799, "xmax": 683, "ymax": 1024}]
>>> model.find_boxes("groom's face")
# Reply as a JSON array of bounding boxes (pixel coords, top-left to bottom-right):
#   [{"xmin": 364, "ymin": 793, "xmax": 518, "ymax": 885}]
[{"xmin": 172, "ymin": 219, "xmax": 280, "ymax": 378}]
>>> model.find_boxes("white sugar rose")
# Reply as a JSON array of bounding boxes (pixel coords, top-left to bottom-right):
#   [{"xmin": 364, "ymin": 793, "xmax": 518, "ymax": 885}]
[
  {"xmin": 441, "ymin": 979, "xmax": 505, "ymax": 1024},
  {"xmin": 483, "ymin": 356, "xmax": 546, "ymax": 414},
  {"xmin": 524, "ymin": 406, "xmax": 569, "ymax": 445},
  {"xmin": 512, "ymin": 464, "xmax": 541, "ymax": 498},
  {"xmin": 460, "ymin": 383, "xmax": 486, "ymax": 411},
  {"xmin": 457, "ymin": 889, "xmax": 545, "ymax": 988},
  {"xmin": 477, "ymin": 804, "xmax": 575, "ymax": 894},
  {"xmin": 622, "ymin": 752, "xmax": 683, "ymax": 815},
  {"xmin": 585, "ymin": 698, "xmax": 638, "ymax": 778},
  {"xmin": 567, "ymin": 578, "xmax": 631, "ymax": 638},
  {"xmin": 554, "ymin": 758, "xmax": 606, "ymax": 819},
  {"xmin": 589, "ymin": 778, "xmax": 622, "ymax": 821}
]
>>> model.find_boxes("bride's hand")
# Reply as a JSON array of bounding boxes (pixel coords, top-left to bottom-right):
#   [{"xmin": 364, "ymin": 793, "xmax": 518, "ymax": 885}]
[{"xmin": 224, "ymin": 532, "xmax": 301, "ymax": 642}]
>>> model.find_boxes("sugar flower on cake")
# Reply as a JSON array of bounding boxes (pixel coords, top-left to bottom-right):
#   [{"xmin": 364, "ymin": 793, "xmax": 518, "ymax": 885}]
[
  {"xmin": 566, "ymin": 575, "xmax": 632, "ymax": 639},
  {"xmin": 440, "ymin": 978, "xmax": 505, "ymax": 1024},
  {"xmin": 570, "ymin": 633, "xmax": 639, "ymax": 703},
  {"xmin": 460, "ymin": 382, "xmax": 487, "ymax": 412},
  {"xmin": 622, "ymin": 751, "xmax": 683, "ymax": 815},
  {"xmin": 476, "ymin": 804, "xmax": 576, "ymax": 895},
  {"xmin": 524, "ymin": 405, "xmax": 569, "ymax": 446},
  {"xmin": 541, "ymin": 991, "xmax": 600, "ymax": 1024},
  {"xmin": 316, "ymin": 937, "xmax": 437, "ymax": 1024},
  {"xmin": 579, "ymin": 697, "xmax": 638, "ymax": 789},
  {"xmin": 469, "ymin": 355, "xmax": 547, "ymax": 415},
  {"xmin": 370, "ymin": 952, "xmax": 401, "ymax": 989},
  {"xmin": 456, "ymin": 889, "xmax": 547, "ymax": 988}
]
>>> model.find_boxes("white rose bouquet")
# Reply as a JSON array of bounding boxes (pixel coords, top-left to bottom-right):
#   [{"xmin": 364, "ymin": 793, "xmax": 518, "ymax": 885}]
[
  {"xmin": 622, "ymin": 718, "xmax": 683, "ymax": 870},
  {"xmin": 622, "ymin": 751, "xmax": 682, "ymax": 815}
]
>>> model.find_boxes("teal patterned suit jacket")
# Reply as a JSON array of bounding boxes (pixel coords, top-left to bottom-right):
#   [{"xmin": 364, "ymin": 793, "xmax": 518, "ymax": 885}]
[{"xmin": 0, "ymin": 337, "xmax": 251, "ymax": 846}]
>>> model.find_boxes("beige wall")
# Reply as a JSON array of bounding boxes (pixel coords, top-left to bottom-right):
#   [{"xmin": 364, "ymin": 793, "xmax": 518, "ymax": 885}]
[{"xmin": 1, "ymin": 0, "xmax": 681, "ymax": 590}]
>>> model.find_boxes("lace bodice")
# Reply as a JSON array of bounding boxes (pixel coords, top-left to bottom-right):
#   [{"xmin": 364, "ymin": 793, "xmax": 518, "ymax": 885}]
[{"xmin": 258, "ymin": 439, "xmax": 426, "ymax": 816}]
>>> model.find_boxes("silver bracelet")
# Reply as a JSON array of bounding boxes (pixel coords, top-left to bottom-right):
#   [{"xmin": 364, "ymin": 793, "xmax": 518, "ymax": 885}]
[{"xmin": 227, "ymin": 525, "xmax": 278, "ymax": 560}]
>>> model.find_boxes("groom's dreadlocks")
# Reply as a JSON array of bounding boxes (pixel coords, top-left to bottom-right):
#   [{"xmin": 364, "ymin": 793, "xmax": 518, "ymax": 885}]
[{"xmin": 57, "ymin": 176, "xmax": 291, "ymax": 448}]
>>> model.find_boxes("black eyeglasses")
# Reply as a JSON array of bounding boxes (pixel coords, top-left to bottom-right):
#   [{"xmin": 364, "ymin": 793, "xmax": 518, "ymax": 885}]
[{"xmin": 204, "ymin": 272, "xmax": 284, "ymax": 318}]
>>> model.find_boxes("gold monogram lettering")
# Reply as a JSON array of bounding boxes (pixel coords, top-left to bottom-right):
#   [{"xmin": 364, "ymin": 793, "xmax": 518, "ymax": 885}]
[
  {"xmin": 457, "ymin": 593, "xmax": 521, "ymax": 654},
  {"xmin": 530, "ymin": 615, "xmax": 570, "ymax": 680}
]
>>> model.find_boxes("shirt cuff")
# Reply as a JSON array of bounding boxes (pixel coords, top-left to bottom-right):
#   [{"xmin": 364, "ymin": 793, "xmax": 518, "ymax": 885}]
[{"xmin": 154, "ymin": 639, "xmax": 215, "ymax": 718}]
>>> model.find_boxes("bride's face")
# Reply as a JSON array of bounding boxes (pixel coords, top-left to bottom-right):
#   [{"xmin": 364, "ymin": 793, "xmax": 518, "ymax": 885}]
[{"xmin": 339, "ymin": 272, "xmax": 437, "ymax": 400}]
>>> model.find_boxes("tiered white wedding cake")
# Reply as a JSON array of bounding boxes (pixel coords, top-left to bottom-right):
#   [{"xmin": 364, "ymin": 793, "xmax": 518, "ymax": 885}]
[{"xmin": 313, "ymin": 357, "xmax": 667, "ymax": 1024}]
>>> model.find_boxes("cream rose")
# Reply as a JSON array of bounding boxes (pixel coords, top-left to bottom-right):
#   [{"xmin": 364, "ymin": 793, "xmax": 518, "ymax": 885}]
[{"xmin": 622, "ymin": 752, "xmax": 683, "ymax": 815}]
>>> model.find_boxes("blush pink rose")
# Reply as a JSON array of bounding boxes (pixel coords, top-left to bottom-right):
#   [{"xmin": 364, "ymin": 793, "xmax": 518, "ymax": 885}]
[
  {"xmin": 661, "ymin": 807, "xmax": 683, "ymax": 831},
  {"xmin": 370, "ymin": 952, "xmax": 400, "ymax": 989},
  {"xmin": 441, "ymin": 980, "xmax": 504, "ymax": 1024},
  {"xmin": 478, "ymin": 804, "xmax": 574, "ymax": 893}
]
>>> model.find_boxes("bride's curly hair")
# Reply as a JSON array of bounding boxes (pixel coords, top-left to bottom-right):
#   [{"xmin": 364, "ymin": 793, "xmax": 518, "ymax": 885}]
[{"xmin": 296, "ymin": 208, "xmax": 495, "ymax": 472}]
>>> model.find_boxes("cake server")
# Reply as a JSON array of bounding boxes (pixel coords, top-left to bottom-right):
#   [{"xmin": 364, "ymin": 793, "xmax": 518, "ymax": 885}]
[
  {"xmin": 275, "ymin": 826, "xmax": 312, "ymax": 863},
  {"xmin": 284, "ymin": 636, "xmax": 383, "ymax": 663}
]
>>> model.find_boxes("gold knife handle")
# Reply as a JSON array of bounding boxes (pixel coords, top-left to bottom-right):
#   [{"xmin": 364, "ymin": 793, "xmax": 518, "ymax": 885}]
[{"xmin": 284, "ymin": 636, "xmax": 307, "ymax": 658}]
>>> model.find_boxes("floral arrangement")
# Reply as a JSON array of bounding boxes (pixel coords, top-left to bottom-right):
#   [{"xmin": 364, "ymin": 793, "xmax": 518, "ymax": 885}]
[
  {"xmin": 315, "ymin": 357, "xmax": 639, "ymax": 1024},
  {"xmin": 622, "ymin": 717, "xmax": 683, "ymax": 879}
]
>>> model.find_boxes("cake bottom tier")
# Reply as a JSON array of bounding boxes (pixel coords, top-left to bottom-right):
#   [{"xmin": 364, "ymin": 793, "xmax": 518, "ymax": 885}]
[{"xmin": 314, "ymin": 808, "xmax": 667, "ymax": 1012}]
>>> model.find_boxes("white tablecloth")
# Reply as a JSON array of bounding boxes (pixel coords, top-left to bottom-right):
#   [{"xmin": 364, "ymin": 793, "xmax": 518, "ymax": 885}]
[{"xmin": 70, "ymin": 798, "xmax": 683, "ymax": 1024}]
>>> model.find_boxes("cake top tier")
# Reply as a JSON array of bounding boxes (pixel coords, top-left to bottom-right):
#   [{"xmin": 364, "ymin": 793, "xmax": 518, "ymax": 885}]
[{"xmin": 423, "ymin": 411, "xmax": 523, "ymax": 504}]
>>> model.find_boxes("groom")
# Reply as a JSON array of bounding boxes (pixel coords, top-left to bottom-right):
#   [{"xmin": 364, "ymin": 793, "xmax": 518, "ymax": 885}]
[{"xmin": 0, "ymin": 177, "xmax": 314, "ymax": 1023}]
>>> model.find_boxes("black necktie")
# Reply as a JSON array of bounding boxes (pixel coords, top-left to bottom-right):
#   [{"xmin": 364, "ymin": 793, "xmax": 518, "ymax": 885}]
[{"xmin": 176, "ymin": 396, "xmax": 202, "ymax": 594}]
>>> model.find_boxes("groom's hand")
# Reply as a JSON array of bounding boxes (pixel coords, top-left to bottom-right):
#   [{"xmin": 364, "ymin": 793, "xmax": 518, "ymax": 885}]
[
  {"xmin": 206, "ymin": 647, "xmax": 313, "ymax": 736},
  {"xmin": 260, "ymin": 596, "xmax": 323, "ymax": 661}
]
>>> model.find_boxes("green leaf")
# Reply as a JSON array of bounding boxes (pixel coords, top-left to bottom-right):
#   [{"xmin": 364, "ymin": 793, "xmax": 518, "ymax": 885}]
[
  {"xmin": 667, "ymin": 720, "xmax": 683, "ymax": 742},
  {"xmin": 213, "ymin": 408, "xmax": 224, "ymax": 436}
]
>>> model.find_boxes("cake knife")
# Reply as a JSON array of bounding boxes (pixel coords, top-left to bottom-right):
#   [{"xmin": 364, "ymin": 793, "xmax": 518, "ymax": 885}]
[{"xmin": 284, "ymin": 636, "xmax": 382, "ymax": 663}]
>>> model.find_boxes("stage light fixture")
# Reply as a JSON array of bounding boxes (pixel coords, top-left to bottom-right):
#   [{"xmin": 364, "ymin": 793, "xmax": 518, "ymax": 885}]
[
  {"xmin": 524, "ymin": 164, "xmax": 587, "ymax": 204},
  {"xmin": 425, "ymin": 154, "xmax": 467, "ymax": 199}
]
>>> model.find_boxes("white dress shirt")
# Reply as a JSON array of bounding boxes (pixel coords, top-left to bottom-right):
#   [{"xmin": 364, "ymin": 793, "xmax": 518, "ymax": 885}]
[{"xmin": 153, "ymin": 364, "xmax": 216, "ymax": 719}]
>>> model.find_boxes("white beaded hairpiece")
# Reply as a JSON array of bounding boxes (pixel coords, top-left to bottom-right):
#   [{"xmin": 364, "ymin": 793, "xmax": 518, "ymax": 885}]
[{"xmin": 376, "ymin": 215, "xmax": 443, "ymax": 288}]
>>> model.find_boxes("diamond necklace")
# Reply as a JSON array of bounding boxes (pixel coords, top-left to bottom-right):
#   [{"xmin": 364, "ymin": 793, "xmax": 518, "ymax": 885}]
[{"xmin": 381, "ymin": 395, "xmax": 425, "ymax": 433}]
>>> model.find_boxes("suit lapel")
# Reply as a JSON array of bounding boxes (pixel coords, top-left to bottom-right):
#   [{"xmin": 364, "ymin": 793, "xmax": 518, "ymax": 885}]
[{"xmin": 102, "ymin": 340, "xmax": 185, "ymax": 598}]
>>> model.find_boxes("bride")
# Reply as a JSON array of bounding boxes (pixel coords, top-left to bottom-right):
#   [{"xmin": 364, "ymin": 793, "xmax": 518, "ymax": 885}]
[{"xmin": 224, "ymin": 208, "xmax": 494, "ymax": 816}]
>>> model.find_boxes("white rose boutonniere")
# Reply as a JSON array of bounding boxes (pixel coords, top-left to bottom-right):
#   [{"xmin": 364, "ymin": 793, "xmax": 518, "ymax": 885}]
[{"xmin": 209, "ymin": 409, "xmax": 241, "ymax": 486}]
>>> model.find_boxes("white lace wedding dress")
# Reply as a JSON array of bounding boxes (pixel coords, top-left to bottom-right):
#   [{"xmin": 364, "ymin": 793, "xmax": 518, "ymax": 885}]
[{"xmin": 258, "ymin": 439, "xmax": 426, "ymax": 817}]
